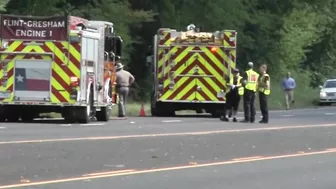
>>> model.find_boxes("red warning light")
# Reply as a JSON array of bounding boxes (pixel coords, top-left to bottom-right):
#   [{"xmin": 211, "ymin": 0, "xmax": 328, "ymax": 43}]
[{"xmin": 211, "ymin": 47, "xmax": 217, "ymax": 52}]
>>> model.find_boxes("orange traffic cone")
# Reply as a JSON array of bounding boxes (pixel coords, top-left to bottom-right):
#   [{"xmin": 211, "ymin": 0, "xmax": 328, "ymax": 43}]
[{"xmin": 139, "ymin": 104, "xmax": 146, "ymax": 117}]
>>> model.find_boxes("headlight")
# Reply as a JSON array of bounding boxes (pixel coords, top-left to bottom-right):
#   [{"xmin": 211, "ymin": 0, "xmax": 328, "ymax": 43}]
[{"xmin": 320, "ymin": 91, "xmax": 327, "ymax": 97}]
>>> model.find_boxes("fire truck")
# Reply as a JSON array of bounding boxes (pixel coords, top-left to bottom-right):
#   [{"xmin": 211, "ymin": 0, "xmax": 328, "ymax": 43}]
[
  {"xmin": 0, "ymin": 14, "xmax": 122, "ymax": 123},
  {"xmin": 146, "ymin": 24, "xmax": 237, "ymax": 117}
]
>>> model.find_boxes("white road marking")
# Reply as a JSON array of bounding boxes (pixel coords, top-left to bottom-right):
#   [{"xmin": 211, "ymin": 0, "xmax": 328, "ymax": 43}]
[
  {"xmin": 162, "ymin": 120, "xmax": 182, "ymax": 123},
  {"xmin": 325, "ymin": 112, "xmax": 336, "ymax": 115},
  {"xmin": 103, "ymin": 164, "xmax": 125, "ymax": 168},
  {"xmin": 34, "ymin": 118, "xmax": 64, "ymax": 121},
  {"xmin": 281, "ymin": 114, "xmax": 293, "ymax": 117},
  {"xmin": 2, "ymin": 123, "xmax": 336, "ymax": 145},
  {"xmin": 60, "ymin": 124, "xmax": 72, "ymax": 127},
  {"xmin": 0, "ymin": 127, "xmax": 6, "ymax": 129},
  {"xmin": 80, "ymin": 123, "xmax": 105, "ymax": 126}
]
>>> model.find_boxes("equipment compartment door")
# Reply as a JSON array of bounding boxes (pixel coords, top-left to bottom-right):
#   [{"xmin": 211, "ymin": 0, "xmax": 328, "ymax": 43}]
[
  {"xmin": 194, "ymin": 46, "xmax": 226, "ymax": 102},
  {"xmin": 14, "ymin": 60, "xmax": 51, "ymax": 101},
  {"xmin": 159, "ymin": 46, "xmax": 198, "ymax": 102}
]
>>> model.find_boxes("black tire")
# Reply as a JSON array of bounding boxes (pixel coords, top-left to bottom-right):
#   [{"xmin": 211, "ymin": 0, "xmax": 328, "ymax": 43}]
[
  {"xmin": 0, "ymin": 115, "xmax": 5, "ymax": 122},
  {"xmin": 77, "ymin": 88, "xmax": 93, "ymax": 123},
  {"xmin": 150, "ymin": 104, "xmax": 158, "ymax": 116},
  {"xmin": 21, "ymin": 110, "xmax": 38, "ymax": 122},
  {"xmin": 196, "ymin": 109, "xmax": 203, "ymax": 114},
  {"xmin": 151, "ymin": 107, "xmax": 168, "ymax": 116},
  {"xmin": 6, "ymin": 114, "xmax": 19, "ymax": 122},
  {"xmin": 210, "ymin": 111, "xmax": 221, "ymax": 118},
  {"xmin": 77, "ymin": 106, "xmax": 90, "ymax": 123},
  {"xmin": 151, "ymin": 101, "xmax": 175, "ymax": 117},
  {"xmin": 96, "ymin": 107, "xmax": 110, "ymax": 121},
  {"xmin": 319, "ymin": 102, "xmax": 332, "ymax": 106},
  {"xmin": 62, "ymin": 112, "xmax": 76, "ymax": 123},
  {"xmin": 21, "ymin": 114, "xmax": 34, "ymax": 122}
]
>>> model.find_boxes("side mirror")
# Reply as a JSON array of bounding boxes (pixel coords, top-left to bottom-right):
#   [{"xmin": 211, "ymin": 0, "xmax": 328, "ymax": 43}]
[
  {"xmin": 147, "ymin": 45, "xmax": 153, "ymax": 56},
  {"xmin": 110, "ymin": 36, "xmax": 123, "ymax": 57},
  {"xmin": 319, "ymin": 85, "xmax": 323, "ymax": 89}
]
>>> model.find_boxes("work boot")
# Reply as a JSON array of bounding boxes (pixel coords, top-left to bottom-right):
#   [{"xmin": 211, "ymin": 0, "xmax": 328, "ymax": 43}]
[
  {"xmin": 250, "ymin": 118, "xmax": 255, "ymax": 123},
  {"xmin": 259, "ymin": 120, "xmax": 268, "ymax": 124},
  {"xmin": 233, "ymin": 117, "xmax": 237, "ymax": 122},
  {"xmin": 220, "ymin": 116, "xmax": 229, "ymax": 122}
]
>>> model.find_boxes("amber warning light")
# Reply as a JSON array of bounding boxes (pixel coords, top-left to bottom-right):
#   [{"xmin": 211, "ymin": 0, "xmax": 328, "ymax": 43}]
[{"xmin": 210, "ymin": 47, "xmax": 217, "ymax": 52}]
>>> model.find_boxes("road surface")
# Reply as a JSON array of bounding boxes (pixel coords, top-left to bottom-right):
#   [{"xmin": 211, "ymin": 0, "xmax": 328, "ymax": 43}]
[{"xmin": 0, "ymin": 107, "xmax": 336, "ymax": 189}]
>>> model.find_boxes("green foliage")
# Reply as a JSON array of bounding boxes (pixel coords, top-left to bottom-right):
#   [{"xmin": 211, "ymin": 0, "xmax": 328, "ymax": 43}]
[
  {"xmin": 0, "ymin": 0, "xmax": 8, "ymax": 11},
  {"xmin": 3, "ymin": 0, "xmax": 336, "ymax": 108}
]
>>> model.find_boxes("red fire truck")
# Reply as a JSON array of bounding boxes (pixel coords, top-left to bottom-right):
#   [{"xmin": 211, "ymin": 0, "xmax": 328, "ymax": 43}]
[{"xmin": 0, "ymin": 14, "xmax": 122, "ymax": 123}]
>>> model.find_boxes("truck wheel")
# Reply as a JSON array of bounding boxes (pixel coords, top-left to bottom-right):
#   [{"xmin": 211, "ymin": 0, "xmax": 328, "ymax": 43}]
[
  {"xmin": 150, "ymin": 105, "xmax": 158, "ymax": 116},
  {"xmin": 210, "ymin": 111, "xmax": 221, "ymax": 118},
  {"xmin": 21, "ymin": 114, "xmax": 34, "ymax": 122},
  {"xmin": 151, "ymin": 106, "xmax": 175, "ymax": 117},
  {"xmin": 6, "ymin": 114, "xmax": 19, "ymax": 122},
  {"xmin": 62, "ymin": 111, "xmax": 76, "ymax": 123},
  {"xmin": 96, "ymin": 107, "xmax": 110, "ymax": 121},
  {"xmin": 77, "ymin": 90, "xmax": 93, "ymax": 123},
  {"xmin": 0, "ymin": 115, "xmax": 4, "ymax": 122},
  {"xmin": 77, "ymin": 103, "xmax": 91, "ymax": 123}
]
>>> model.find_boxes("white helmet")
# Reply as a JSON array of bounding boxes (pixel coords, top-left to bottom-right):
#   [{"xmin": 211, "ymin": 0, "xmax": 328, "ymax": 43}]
[{"xmin": 187, "ymin": 24, "xmax": 196, "ymax": 31}]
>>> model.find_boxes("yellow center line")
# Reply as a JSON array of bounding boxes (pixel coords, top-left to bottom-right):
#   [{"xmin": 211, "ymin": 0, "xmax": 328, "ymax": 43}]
[
  {"xmin": 232, "ymin": 156, "xmax": 264, "ymax": 161},
  {"xmin": 82, "ymin": 169, "xmax": 136, "ymax": 177},
  {"xmin": 1, "ymin": 123, "xmax": 336, "ymax": 145},
  {"xmin": 1, "ymin": 148, "xmax": 336, "ymax": 188}
]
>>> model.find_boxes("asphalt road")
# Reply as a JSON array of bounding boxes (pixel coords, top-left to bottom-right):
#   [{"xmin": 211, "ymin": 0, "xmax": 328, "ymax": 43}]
[{"xmin": 0, "ymin": 107, "xmax": 336, "ymax": 189}]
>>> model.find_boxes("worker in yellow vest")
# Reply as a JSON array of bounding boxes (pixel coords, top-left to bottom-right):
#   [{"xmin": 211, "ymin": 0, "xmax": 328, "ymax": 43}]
[
  {"xmin": 241, "ymin": 62, "xmax": 259, "ymax": 123},
  {"xmin": 220, "ymin": 69, "xmax": 244, "ymax": 122},
  {"xmin": 258, "ymin": 64, "xmax": 270, "ymax": 123}
]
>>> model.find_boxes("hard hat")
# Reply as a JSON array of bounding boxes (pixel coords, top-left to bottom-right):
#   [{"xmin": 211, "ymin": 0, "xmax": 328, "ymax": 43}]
[{"xmin": 233, "ymin": 68, "xmax": 239, "ymax": 73}]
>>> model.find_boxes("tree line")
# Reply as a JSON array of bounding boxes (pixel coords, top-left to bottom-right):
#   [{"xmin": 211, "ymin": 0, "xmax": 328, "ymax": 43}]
[{"xmin": 1, "ymin": 0, "xmax": 335, "ymax": 101}]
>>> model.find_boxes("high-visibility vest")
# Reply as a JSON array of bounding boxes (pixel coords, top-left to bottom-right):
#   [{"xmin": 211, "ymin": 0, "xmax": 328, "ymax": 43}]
[
  {"xmin": 258, "ymin": 73, "xmax": 271, "ymax": 95},
  {"xmin": 229, "ymin": 76, "xmax": 244, "ymax": 96},
  {"xmin": 245, "ymin": 69, "xmax": 259, "ymax": 92}
]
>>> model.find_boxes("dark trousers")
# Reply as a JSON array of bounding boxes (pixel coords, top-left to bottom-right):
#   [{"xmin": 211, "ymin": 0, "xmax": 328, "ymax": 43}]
[
  {"xmin": 243, "ymin": 89, "xmax": 256, "ymax": 121},
  {"xmin": 259, "ymin": 92, "xmax": 269, "ymax": 121},
  {"xmin": 223, "ymin": 91, "xmax": 240, "ymax": 116}
]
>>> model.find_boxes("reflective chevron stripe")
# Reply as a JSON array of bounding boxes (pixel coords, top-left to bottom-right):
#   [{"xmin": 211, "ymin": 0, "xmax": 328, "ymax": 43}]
[
  {"xmin": 158, "ymin": 29, "xmax": 171, "ymax": 46},
  {"xmin": 0, "ymin": 40, "xmax": 81, "ymax": 104},
  {"xmin": 223, "ymin": 31, "xmax": 236, "ymax": 48},
  {"xmin": 157, "ymin": 45, "xmax": 234, "ymax": 102}
]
